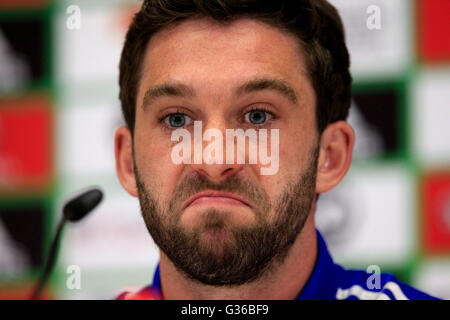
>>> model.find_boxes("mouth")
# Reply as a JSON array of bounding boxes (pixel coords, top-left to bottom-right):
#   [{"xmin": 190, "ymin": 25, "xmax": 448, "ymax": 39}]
[{"xmin": 183, "ymin": 191, "xmax": 251, "ymax": 210}]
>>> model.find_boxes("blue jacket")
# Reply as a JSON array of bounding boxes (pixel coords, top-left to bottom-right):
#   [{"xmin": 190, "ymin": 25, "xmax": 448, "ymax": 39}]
[{"xmin": 118, "ymin": 230, "xmax": 440, "ymax": 300}]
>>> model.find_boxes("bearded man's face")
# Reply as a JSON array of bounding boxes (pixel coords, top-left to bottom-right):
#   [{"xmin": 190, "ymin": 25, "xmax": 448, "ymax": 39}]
[{"xmin": 121, "ymin": 18, "xmax": 321, "ymax": 286}]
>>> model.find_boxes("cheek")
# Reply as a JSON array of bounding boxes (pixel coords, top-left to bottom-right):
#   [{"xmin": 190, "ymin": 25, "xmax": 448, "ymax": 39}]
[
  {"xmin": 256, "ymin": 171, "xmax": 290, "ymax": 224},
  {"xmin": 260, "ymin": 129, "xmax": 313, "ymax": 214},
  {"xmin": 280, "ymin": 109, "xmax": 317, "ymax": 168},
  {"xmin": 277, "ymin": 130, "xmax": 308, "ymax": 175},
  {"xmin": 135, "ymin": 130, "xmax": 185, "ymax": 202}
]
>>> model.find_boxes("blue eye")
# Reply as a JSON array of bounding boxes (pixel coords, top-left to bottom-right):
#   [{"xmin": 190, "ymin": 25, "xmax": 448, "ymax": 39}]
[
  {"xmin": 164, "ymin": 113, "xmax": 193, "ymax": 128},
  {"xmin": 245, "ymin": 109, "xmax": 272, "ymax": 125}
]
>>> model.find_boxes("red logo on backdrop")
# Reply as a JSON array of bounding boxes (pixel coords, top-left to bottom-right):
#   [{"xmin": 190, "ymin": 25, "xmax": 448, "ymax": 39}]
[
  {"xmin": 418, "ymin": 0, "xmax": 450, "ymax": 62},
  {"xmin": 422, "ymin": 173, "xmax": 450, "ymax": 254},
  {"xmin": 0, "ymin": 0, "xmax": 48, "ymax": 9},
  {"xmin": 0, "ymin": 95, "xmax": 52, "ymax": 192}
]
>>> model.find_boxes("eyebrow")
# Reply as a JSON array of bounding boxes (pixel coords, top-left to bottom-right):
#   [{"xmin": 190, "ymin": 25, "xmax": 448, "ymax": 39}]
[
  {"xmin": 141, "ymin": 77, "xmax": 297, "ymax": 111},
  {"xmin": 236, "ymin": 78, "xmax": 297, "ymax": 105},
  {"xmin": 142, "ymin": 83, "xmax": 195, "ymax": 111}
]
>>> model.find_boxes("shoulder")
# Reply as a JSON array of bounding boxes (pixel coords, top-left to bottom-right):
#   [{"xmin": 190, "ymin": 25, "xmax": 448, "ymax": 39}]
[{"xmin": 334, "ymin": 265, "xmax": 440, "ymax": 300}]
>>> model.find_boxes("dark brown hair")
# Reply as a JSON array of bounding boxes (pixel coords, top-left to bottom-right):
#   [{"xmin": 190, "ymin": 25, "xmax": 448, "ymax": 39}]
[{"xmin": 119, "ymin": 0, "xmax": 352, "ymax": 136}]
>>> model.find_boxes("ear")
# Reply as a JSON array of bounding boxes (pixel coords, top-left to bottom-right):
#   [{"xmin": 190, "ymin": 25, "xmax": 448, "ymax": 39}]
[
  {"xmin": 315, "ymin": 121, "xmax": 355, "ymax": 194},
  {"xmin": 114, "ymin": 126, "xmax": 138, "ymax": 197}
]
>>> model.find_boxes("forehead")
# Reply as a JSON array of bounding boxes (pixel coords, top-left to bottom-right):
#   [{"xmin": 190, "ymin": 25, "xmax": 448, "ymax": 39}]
[{"xmin": 139, "ymin": 17, "xmax": 310, "ymax": 90}]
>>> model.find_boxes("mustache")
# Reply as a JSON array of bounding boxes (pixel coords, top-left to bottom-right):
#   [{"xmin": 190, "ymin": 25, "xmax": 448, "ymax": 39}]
[{"xmin": 168, "ymin": 173, "xmax": 270, "ymax": 214}]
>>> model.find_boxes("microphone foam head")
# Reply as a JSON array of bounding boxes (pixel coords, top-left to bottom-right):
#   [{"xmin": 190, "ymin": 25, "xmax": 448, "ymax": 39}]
[{"xmin": 63, "ymin": 187, "xmax": 104, "ymax": 222}]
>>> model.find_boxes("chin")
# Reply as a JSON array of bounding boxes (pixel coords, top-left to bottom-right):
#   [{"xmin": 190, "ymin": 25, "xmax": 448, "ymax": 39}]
[
  {"xmin": 197, "ymin": 227, "xmax": 238, "ymax": 258},
  {"xmin": 200, "ymin": 227, "xmax": 233, "ymax": 244}
]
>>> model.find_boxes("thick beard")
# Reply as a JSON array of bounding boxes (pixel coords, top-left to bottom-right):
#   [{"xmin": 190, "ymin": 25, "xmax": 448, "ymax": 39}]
[{"xmin": 134, "ymin": 145, "xmax": 319, "ymax": 286}]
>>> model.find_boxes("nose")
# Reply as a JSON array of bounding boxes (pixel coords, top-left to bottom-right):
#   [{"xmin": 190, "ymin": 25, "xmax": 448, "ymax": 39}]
[
  {"xmin": 191, "ymin": 161, "xmax": 243, "ymax": 181},
  {"xmin": 189, "ymin": 119, "xmax": 245, "ymax": 181}
]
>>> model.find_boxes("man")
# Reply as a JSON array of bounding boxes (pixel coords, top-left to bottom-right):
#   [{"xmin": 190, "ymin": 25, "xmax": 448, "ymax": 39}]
[{"xmin": 114, "ymin": 0, "xmax": 438, "ymax": 300}]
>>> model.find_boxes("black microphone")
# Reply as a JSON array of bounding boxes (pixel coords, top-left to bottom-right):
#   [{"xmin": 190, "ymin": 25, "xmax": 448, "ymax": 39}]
[{"xmin": 30, "ymin": 187, "xmax": 103, "ymax": 300}]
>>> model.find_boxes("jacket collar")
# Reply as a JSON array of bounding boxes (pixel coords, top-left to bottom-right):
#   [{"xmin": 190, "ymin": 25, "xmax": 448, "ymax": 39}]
[{"xmin": 295, "ymin": 230, "xmax": 339, "ymax": 299}]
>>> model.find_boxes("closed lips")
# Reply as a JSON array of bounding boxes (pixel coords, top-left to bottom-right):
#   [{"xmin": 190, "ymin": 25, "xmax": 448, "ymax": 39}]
[{"xmin": 183, "ymin": 191, "xmax": 251, "ymax": 209}]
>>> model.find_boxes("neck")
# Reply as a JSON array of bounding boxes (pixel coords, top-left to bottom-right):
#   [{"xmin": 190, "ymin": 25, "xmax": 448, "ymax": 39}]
[{"xmin": 158, "ymin": 211, "xmax": 318, "ymax": 300}]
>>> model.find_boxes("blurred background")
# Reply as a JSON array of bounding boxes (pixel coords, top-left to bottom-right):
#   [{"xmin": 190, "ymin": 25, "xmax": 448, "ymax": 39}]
[{"xmin": 0, "ymin": 0, "xmax": 449, "ymax": 299}]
